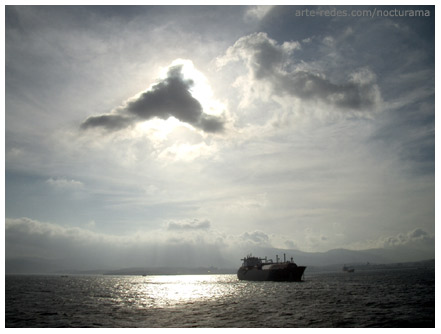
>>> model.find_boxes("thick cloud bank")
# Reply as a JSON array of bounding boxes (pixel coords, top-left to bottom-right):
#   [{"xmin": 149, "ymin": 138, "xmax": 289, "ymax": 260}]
[
  {"xmin": 5, "ymin": 217, "xmax": 434, "ymax": 273},
  {"xmin": 81, "ymin": 64, "xmax": 225, "ymax": 133}
]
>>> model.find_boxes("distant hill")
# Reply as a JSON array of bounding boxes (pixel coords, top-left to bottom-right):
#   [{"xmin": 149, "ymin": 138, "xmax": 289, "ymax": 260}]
[
  {"xmin": 245, "ymin": 245, "xmax": 434, "ymax": 268},
  {"xmin": 5, "ymin": 245, "xmax": 434, "ymax": 275},
  {"xmin": 261, "ymin": 248, "xmax": 388, "ymax": 267}
]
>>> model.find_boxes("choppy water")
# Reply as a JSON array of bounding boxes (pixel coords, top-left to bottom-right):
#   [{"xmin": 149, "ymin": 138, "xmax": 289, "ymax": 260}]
[{"xmin": 5, "ymin": 267, "xmax": 435, "ymax": 327}]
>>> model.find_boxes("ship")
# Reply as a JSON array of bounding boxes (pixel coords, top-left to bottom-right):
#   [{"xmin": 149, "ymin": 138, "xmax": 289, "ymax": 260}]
[
  {"xmin": 237, "ymin": 254, "xmax": 306, "ymax": 281},
  {"xmin": 342, "ymin": 265, "xmax": 355, "ymax": 273}
]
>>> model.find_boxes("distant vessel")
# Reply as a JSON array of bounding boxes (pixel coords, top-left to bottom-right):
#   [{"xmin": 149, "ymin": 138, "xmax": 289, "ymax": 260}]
[
  {"xmin": 237, "ymin": 254, "xmax": 306, "ymax": 281},
  {"xmin": 342, "ymin": 265, "xmax": 355, "ymax": 273}
]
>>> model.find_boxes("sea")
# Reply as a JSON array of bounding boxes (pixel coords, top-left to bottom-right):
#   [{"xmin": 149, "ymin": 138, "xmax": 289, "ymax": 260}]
[{"xmin": 5, "ymin": 266, "xmax": 435, "ymax": 328}]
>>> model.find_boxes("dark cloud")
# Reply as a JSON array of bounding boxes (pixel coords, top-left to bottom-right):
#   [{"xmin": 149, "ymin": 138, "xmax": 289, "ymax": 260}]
[
  {"xmin": 81, "ymin": 114, "xmax": 134, "ymax": 131},
  {"xmin": 166, "ymin": 219, "xmax": 211, "ymax": 231},
  {"xmin": 276, "ymin": 69, "xmax": 380, "ymax": 110},
  {"xmin": 219, "ymin": 32, "xmax": 381, "ymax": 111},
  {"xmin": 126, "ymin": 65, "xmax": 202, "ymax": 123},
  {"xmin": 81, "ymin": 64, "xmax": 225, "ymax": 133},
  {"xmin": 199, "ymin": 114, "xmax": 226, "ymax": 133}
]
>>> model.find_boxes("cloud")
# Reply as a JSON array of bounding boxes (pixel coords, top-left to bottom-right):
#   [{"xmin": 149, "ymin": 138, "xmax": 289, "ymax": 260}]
[
  {"xmin": 346, "ymin": 228, "xmax": 435, "ymax": 252},
  {"xmin": 240, "ymin": 230, "xmax": 270, "ymax": 246},
  {"xmin": 5, "ymin": 217, "xmax": 107, "ymax": 260},
  {"xmin": 5, "ymin": 217, "xmax": 434, "ymax": 273},
  {"xmin": 80, "ymin": 114, "xmax": 134, "ymax": 131},
  {"xmin": 284, "ymin": 240, "xmax": 297, "ymax": 249},
  {"xmin": 244, "ymin": 5, "xmax": 274, "ymax": 21},
  {"xmin": 46, "ymin": 177, "xmax": 84, "ymax": 190},
  {"xmin": 4, "ymin": 218, "xmax": 281, "ymax": 270},
  {"xmin": 167, "ymin": 219, "xmax": 211, "ymax": 231},
  {"xmin": 5, "ymin": 217, "xmax": 228, "ymax": 270},
  {"xmin": 81, "ymin": 63, "xmax": 225, "ymax": 133},
  {"xmin": 382, "ymin": 228, "xmax": 434, "ymax": 248},
  {"xmin": 218, "ymin": 32, "xmax": 381, "ymax": 112}
]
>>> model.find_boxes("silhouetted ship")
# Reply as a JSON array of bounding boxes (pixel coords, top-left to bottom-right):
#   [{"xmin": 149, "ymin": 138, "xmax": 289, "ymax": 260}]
[
  {"xmin": 237, "ymin": 254, "xmax": 306, "ymax": 281},
  {"xmin": 342, "ymin": 265, "xmax": 355, "ymax": 273}
]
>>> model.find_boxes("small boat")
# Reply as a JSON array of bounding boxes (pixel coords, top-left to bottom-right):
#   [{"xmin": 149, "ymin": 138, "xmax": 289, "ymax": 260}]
[{"xmin": 343, "ymin": 265, "xmax": 355, "ymax": 273}]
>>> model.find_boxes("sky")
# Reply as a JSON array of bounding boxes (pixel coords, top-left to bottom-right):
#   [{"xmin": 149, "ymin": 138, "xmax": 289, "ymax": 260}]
[{"xmin": 4, "ymin": 4, "xmax": 436, "ymax": 270}]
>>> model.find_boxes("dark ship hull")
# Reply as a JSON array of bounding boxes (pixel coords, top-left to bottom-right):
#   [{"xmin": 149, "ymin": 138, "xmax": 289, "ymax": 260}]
[{"xmin": 237, "ymin": 256, "xmax": 306, "ymax": 281}]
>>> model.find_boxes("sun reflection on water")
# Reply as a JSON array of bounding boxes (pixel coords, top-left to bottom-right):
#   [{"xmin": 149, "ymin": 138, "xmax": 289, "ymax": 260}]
[{"xmin": 136, "ymin": 275, "xmax": 236, "ymax": 308}]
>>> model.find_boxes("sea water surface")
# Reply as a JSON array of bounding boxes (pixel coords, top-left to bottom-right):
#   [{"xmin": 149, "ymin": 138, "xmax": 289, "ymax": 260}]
[{"xmin": 5, "ymin": 266, "xmax": 435, "ymax": 327}]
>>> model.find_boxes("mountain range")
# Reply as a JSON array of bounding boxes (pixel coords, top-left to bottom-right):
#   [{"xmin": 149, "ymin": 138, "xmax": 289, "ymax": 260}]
[{"xmin": 5, "ymin": 244, "xmax": 434, "ymax": 275}]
